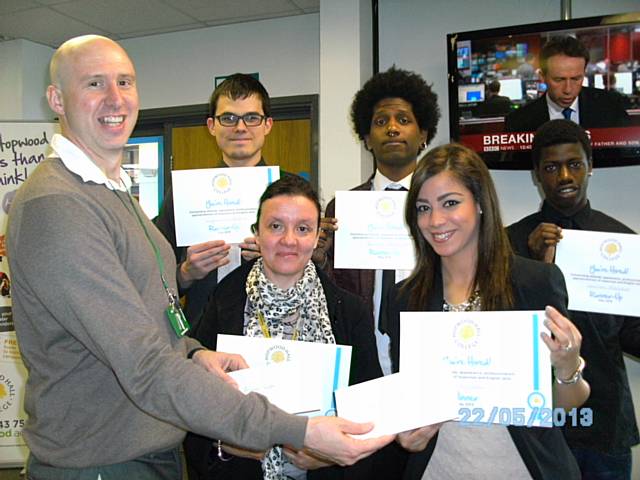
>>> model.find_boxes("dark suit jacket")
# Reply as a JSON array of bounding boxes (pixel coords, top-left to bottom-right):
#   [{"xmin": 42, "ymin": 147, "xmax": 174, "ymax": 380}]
[
  {"xmin": 184, "ymin": 260, "xmax": 383, "ymax": 480},
  {"xmin": 475, "ymin": 94, "xmax": 512, "ymax": 117},
  {"xmin": 507, "ymin": 201, "xmax": 640, "ymax": 452},
  {"xmin": 387, "ymin": 255, "xmax": 580, "ymax": 480},
  {"xmin": 505, "ymin": 87, "xmax": 630, "ymax": 132}
]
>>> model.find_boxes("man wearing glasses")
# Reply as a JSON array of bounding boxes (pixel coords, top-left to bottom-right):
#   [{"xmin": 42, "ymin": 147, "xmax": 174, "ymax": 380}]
[{"xmin": 156, "ymin": 74, "xmax": 276, "ymax": 328}]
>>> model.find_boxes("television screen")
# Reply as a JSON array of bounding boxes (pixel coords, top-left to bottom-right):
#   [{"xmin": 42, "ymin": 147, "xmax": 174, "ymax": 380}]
[
  {"xmin": 447, "ymin": 12, "xmax": 640, "ymax": 169},
  {"xmin": 458, "ymin": 84, "xmax": 486, "ymax": 104},
  {"xmin": 498, "ymin": 78, "xmax": 524, "ymax": 100}
]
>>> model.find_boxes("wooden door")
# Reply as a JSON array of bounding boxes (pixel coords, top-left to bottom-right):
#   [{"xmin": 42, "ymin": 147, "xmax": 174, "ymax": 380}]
[{"xmin": 171, "ymin": 119, "xmax": 312, "ymax": 179}]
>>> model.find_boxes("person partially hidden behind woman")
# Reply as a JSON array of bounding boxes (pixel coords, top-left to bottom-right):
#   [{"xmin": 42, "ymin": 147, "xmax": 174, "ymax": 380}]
[
  {"xmin": 387, "ymin": 143, "xmax": 590, "ymax": 479},
  {"xmin": 186, "ymin": 175, "xmax": 383, "ymax": 480}
]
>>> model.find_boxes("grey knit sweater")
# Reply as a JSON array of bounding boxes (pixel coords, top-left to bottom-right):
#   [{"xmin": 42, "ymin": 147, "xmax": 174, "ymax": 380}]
[{"xmin": 7, "ymin": 156, "xmax": 306, "ymax": 468}]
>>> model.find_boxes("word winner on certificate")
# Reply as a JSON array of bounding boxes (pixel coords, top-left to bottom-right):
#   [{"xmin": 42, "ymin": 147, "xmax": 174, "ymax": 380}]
[{"xmin": 171, "ymin": 166, "xmax": 279, "ymax": 246}]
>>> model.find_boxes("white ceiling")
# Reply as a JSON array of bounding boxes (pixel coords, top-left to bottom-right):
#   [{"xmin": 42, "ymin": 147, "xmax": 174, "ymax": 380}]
[{"xmin": 0, "ymin": 0, "xmax": 319, "ymax": 48}]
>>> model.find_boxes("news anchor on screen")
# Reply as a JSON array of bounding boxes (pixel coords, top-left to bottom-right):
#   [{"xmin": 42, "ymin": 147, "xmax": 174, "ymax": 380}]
[{"xmin": 505, "ymin": 36, "xmax": 630, "ymax": 133}]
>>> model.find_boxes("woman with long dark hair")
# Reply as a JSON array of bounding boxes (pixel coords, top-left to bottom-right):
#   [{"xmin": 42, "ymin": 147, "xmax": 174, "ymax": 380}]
[{"xmin": 388, "ymin": 143, "xmax": 589, "ymax": 479}]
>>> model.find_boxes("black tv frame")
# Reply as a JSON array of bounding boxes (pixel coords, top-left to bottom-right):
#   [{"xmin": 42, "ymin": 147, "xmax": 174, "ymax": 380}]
[{"xmin": 447, "ymin": 12, "xmax": 640, "ymax": 169}]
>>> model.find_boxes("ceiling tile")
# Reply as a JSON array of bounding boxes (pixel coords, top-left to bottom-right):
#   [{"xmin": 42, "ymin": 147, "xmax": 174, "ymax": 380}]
[
  {"xmin": 173, "ymin": 0, "xmax": 298, "ymax": 22},
  {"xmin": 0, "ymin": 0, "xmax": 41, "ymax": 15},
  {"xmin": 119, "ymin": 22, "xmax": 205, "ymax": 39},
  {"xmin": 33, "ymin": 0, "xmax": 75, "ymax": 4},
  {"xmin": 0, "ymin": 0, "xmax": 316, "ymax": 48},
  {"xmin": 0, "ymin": 7, "xmax": 108, "ymax": 47},
  {"xmin": 288, "ymin": 0, "xmax": 319, "ymax": 11},
  {"xmin": 52, "ymin": 0, "xmax": 198, "ymax": 35}
]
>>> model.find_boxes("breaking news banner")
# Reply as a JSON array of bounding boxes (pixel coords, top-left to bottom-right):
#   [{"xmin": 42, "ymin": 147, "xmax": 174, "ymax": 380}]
[{"xmin": 461, "ymin": 126, "xmax": 640, "ymax": 154}]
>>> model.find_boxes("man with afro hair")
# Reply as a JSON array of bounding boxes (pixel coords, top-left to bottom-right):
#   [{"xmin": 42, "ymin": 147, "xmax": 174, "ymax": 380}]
[
  {"xmin": 507, "ymin": 119, "xmax": 639, "ymax": 479},
  {"xmin": 313, "ymin": 67, "xmax": 439, "ymax": 478},
  {"xmin": 315, "ymin": 66, "xmax": 439, "ymax": 375}
]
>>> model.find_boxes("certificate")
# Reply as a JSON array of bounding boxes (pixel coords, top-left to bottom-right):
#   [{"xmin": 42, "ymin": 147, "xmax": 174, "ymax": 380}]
[
  {"xmin": 400, "ymin": 311, "xmax": 552, "ymax": 427},
  {"xmin": 555, "ymin": 229, "xmax": 640, "ymax": 316},
  {"xmin": 334, "ymin": 191, "xmax": 415, "ymax": 270},
  {"xmin": 335, "ymin": 372, "xmax": 457, "ymax": 438},
  {"xmin": 171, "ymin": 166, "xmax": 279, "ymax": 246},
  {"xmin": 217, "ymin": 334, "xmax": 351, "ymax": 417},
  {"xmin": 229, "ymin": 363, "xmax": 322, "ymax": 415}
]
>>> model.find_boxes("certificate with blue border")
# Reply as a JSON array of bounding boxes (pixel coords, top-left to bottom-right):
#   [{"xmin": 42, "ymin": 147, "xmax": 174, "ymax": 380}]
[
  {"xmin": 400, "ymin": 311, "xmax": 552, "ymax": 427},
  {"xmin": 172, "ymin": 166, "xmax": 279, "ymax": 246},
  {"xmin": 217, "ymin": 334, "xmax": 351, "ymax": 417}
]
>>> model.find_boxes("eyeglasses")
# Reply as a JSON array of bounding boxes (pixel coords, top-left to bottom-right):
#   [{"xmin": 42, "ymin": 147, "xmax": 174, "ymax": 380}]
[{"xmin": 215, "ymin": 113, "xmax": 266, "ymax": 127}]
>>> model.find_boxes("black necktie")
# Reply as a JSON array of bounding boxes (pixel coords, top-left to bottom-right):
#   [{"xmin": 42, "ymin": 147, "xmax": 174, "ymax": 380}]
[{"xmin": 378, "ymin": 184, "xmax": 408, "ymax": 334}]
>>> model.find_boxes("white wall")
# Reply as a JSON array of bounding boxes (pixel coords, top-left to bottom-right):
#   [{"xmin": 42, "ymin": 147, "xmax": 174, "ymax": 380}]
[
  {"xmin": 0, "ymin": 41, "xmax": 23, "ymax": 120},
  {"xmin": 0, "ymin": 39, "xmax": 53, "ymax": 121},
  {"xmin": 120, "ymin": 14, "xmax": 319, "ymax": 110},
  {"xmin": 19, "ymin": 41, "xmax": 54, "ymax": 121},
  {"xmin": 379, "ymin": 0, "xmax": 640, "ymax": 473},
  {"xmin": 319, "ymin": 0, "xmax": 372, "ymax": 207}
]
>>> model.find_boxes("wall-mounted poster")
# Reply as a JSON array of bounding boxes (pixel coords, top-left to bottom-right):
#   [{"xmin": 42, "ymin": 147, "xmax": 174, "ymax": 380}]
[{"xmin": 0, "ymin": 121, "xmax": 58, "ymax": 467}]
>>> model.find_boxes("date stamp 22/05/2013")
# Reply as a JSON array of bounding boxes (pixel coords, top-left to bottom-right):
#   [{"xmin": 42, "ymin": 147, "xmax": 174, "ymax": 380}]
[{"xmin": 458, "ymin": 406, "xmax": 592, "ymax": 428}]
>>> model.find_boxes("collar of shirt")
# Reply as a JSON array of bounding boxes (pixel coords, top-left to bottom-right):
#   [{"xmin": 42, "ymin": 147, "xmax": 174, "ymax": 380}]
[
  {"xmin": 214, "ymin": 157, "xmax": 268, "ymax": 168},
  {"xmin": 48, "ymin": 134, "xmax": 132, "ymax": 192},
  {"xmin": 540, "ymin": 199, "xmax": 592, "ymax": 228},
  {"xmin": 372, "ymin": 169, "xmax": 413, "ymax": 191},
  {"xmin": 546, "ymin": 94, "xmax": 580, "ymax": 123}
]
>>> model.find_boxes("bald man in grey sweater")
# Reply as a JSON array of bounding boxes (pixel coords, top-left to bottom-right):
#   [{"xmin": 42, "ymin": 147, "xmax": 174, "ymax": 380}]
[{"xmin": 7, "ymin": 35, "xmax": 390, "ymax": 479}]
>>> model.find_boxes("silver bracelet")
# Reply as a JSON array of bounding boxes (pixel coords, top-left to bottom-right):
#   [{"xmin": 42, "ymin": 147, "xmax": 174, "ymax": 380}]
[
  {"xmin": 555, "ymin": 356, "xmax": 586, "ymax": 385},
  {"xmin": 217, "ymin": 440, "xmax": 233, "ymax": 462}
]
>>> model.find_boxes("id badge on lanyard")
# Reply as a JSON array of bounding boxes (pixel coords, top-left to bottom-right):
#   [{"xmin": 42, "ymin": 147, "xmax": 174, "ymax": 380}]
[{"xmin": 164, "ymin": 281, "xmax": 189, "ymax": 337}]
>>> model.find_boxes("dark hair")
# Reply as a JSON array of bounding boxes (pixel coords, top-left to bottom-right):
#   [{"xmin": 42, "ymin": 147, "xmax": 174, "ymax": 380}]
[
  {"xmin": 350, "ymin": 66, "xmax": 440, "ymax": 146},
  {"xmin": 402, "ymin": 143, "xmax": 513, "ymax": 310},
  {"xmin": 209, "ymin": 73, "xmax": 271, "ymax": 118},
  {"xmin": 487, "ymin": 80, "xmax": 501, "ymax": 94},
  {"xmin": 531, "ymin": 119, "xmax": 592, "ymax": 168},
  {"xmin": 540, "ymin": 36, "xmax": 589, "ymax": 74},
  {"xmin": 253, "ymin": 175, "xmax": 321, "ymax": 232}
]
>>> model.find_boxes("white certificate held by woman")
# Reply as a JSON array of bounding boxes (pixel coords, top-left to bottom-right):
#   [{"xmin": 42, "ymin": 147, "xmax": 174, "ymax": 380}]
[
  {"xmin": 400, "ymin": 310, "xmax": 552, "ymax": 427},
  {"xmin": 171, "ymin": 166, "xmax": 279, "ymax": 246}
]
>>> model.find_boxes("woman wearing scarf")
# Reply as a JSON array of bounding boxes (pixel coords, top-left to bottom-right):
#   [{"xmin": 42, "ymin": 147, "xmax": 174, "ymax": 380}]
[{"xmin": 185, "ymin": 175, "xmax": 383, "ymax": 480}]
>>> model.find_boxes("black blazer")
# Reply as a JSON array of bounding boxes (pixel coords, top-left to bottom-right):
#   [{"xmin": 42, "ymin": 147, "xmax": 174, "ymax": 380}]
[
  {"xmin": 387, "ymin": 255, "xmax": 581, "ymax": 480},
  {"xmin": 185, "ymin": 260, "xmax": 383, "ymax": 480},
  {"xmin": 505, "ymin": 87, "xmax": 630, "ymax": 132}
]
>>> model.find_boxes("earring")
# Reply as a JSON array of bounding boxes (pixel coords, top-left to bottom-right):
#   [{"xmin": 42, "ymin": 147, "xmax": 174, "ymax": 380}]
[
  {"xmin": 420, "ymin": 141, "xmax": 427, "ymax": 150},
  {"xmin": 588, "ymin": 172, "xmax": 593, "ymax": 177}
]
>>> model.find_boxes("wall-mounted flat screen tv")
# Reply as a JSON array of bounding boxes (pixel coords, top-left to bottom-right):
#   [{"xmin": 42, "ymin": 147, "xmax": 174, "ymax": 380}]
[{"xmin": 447, "ymin": 12, "xmax": 640, "ymax": 169}]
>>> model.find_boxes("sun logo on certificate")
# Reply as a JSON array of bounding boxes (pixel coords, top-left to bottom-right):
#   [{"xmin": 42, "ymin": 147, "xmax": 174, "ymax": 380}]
[
  {"xmin": 265, "ymin": 345, "xmax": 290, "ymax": 365},
  {"xmin": 600, "ymin": 239, "xmax": 622, "ymax": 261},
  {"xmin": 212, "ymin": 174, "xmax": 232, "ymax": 194},
  {"xmin": 453, "ymin": 320, "xmax": 480, "ymax": 349},
  {"xmin": 375, "ymin": 197, "xmax": 395, "ymax": 217},
  {"xmin": 527, "ymin": 391, "xmax": 546, "ymax": 409}
]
